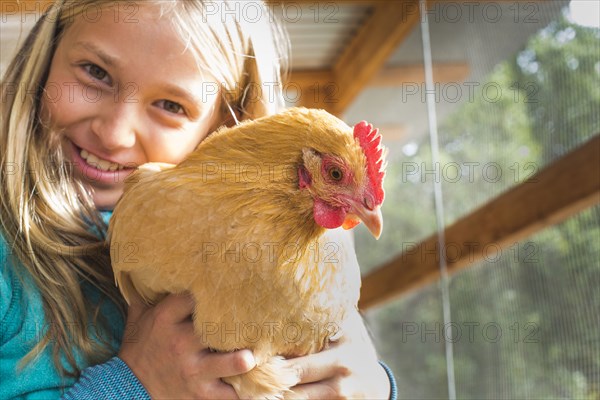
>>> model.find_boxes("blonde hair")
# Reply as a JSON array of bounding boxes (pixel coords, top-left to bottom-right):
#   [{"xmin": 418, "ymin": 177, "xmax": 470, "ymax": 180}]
[{"xmin": 0, "ymin": 0, "xmax": 288, "ymax": 377}]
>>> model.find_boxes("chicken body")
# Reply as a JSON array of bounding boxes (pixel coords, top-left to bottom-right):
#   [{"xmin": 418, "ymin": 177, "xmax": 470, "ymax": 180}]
[{"xmin": 108, "ymin": 107, "xmax": 386, "ymax": 399}]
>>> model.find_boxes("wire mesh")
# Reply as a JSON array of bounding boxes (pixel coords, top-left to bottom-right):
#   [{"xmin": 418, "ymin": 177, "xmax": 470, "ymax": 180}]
[{"xmin": 360, "ymin": 1, "xmax": 600, "ymax": 398}]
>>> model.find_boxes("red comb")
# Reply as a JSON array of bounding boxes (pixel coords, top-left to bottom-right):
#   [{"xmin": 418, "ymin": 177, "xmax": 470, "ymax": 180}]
[{"xmin": 353, "ymin": 121, "xmax": 386, "ymax": 204}]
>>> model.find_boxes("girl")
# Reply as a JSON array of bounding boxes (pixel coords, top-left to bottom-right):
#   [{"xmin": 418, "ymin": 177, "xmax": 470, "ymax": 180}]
[{"xmin": 0, "ymin": 0, "xmax": 397, "ymax": 398}]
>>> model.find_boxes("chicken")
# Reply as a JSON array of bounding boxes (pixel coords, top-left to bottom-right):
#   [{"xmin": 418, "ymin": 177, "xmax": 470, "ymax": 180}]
[{"xmin": 108, "ymin": 107, "xmax": 386, "ymax": 399}]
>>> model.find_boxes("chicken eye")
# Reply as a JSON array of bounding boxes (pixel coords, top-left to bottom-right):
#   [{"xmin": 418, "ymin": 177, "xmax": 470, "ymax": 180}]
[{"xmin": 328, "ymin": 166, "xmax": 343, "ymax": 182}]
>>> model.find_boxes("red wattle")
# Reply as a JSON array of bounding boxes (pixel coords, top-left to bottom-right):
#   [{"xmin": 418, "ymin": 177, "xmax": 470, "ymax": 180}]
[{"xmin": 313, "ymin": 198, "xmax": 346, "ymax": 229}]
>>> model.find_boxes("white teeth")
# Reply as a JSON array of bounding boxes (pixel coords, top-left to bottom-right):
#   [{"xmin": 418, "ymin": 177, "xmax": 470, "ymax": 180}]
[
  {"xmin": 97, "ymin": 160, "xmax": 110, "ymax": 170},
  {"xmin": 79, "ymin": 148, "xmax": 123, "ymax": 171}
]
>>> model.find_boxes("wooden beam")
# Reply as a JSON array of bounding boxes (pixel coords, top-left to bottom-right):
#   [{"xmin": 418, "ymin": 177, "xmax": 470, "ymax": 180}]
[
  {"xmin": 279, "ymin": 0, "xmax": 537, "ymax": 113},
  {"xmin": 285, "ymin": 70, "xmax": 335, "ymax": 108},
  {"xmin": 1, "ymin": 0, "xmax": 378, "ymax": 14},
  {"xmin": 287, "ymin": 70, "xmax": 333, "ymax": 88},
  {"xmin": 369, "ymin": 62, "xmax": 470, "ymax": 86},
  {"xmin": 1, "ymin": 0, "xmax": 547, "ymax": 14},
  {"xmin": 288, "ymin": 63, "xmax": 469, "ymax": 107},
  {"xmin": 359, "ymin": 134, "xmax": 600, "ymax": 310},
  {"xmin": 375, "ymin": 124, "xmax": 407, "ymax": 141},
  {"xmin": 329, "ymin": 0, "xmax": 421, "ymax": 115},
  {"xmin": 289, "ymin": 62, "xmax": 469, "ymax": 87}
]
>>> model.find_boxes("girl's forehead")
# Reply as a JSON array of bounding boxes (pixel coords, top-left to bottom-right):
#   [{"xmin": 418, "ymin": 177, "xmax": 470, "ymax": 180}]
[
  {"xmin": 67, "ymin": 4, "xmax": 175, "ymax": 44},
  {"xmin": 57, "ymin": 3, "xmax": 217, "ymax": 103},
  {"xmin": 64, "ymin": 4, "xmax": 206, "ymax": 74}
]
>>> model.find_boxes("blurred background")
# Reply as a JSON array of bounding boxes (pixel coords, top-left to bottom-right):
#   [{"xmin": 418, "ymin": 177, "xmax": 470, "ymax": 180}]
[
  {"xmin": 278, "ymin": 1, "xmax": 599, "ymax": 398},
  {"xmin": 2, "ymin": 1, "xmax": 599, "ymax": 398}
]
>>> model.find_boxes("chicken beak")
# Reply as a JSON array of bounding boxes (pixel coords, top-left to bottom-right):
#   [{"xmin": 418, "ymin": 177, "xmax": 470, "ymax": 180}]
[{"xmin": 343, "ymin": 205, "xmax": 383, "ymax": 240}]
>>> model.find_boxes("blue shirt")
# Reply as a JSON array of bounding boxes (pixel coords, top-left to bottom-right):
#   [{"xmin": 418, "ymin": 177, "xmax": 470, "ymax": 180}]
[{"xmin": 0, "ymin": 212, "xmax": 149, "ymax": 399}]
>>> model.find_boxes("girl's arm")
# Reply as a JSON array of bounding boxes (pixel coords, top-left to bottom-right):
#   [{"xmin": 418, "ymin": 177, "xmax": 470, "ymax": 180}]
[
  {"xmin": 61, "ymin": 358, "xmax": 149, "ymax": 400},
  {"xmin": 116, "ymin": 293, "xmax": 255, "ymax": 399},
  {"xmin": 1, "ymin": 237, "xmax": 248, "ymax": 399},
  {"xmin": 0, "ymin": 240, "xmax": 144, "ymax": 399},
  {"xmin": 286, "ymin": 309, "xmax": 398, "ymax": 400},
  {"xmin": 64, "ymin": 293, "xmax": 254, "ymax": 399},
  {"xmin": 114, "ymin": 294, "xmax": 397, "ymax": 400},
  {"xmin": 380, "ymin": 361, "xmax": 399, "ymax": 400}
]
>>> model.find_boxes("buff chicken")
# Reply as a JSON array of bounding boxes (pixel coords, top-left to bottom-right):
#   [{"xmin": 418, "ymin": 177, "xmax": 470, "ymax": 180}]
[{"xmin": 108, "ymin": 107, "xmax": 386, "ymax": 399}]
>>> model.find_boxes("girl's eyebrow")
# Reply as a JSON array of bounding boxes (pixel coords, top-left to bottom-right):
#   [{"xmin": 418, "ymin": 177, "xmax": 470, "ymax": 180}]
[
  {"xmin": 73, "ymin": 41, "xmax": 208, "ymax": 109},
  {"xmin": 160, "ymin": 84, "xmax": 205, "ymax": 108},
  {"xmin": 73, "ymin": 41, "xmax": 120, "ymax": 68}
]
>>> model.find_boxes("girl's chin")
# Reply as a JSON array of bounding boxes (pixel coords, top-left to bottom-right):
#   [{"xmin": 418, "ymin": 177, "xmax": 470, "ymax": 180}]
[{"xmin": 91, "ymin": 187, "xmax": 124, "ymax": 210}]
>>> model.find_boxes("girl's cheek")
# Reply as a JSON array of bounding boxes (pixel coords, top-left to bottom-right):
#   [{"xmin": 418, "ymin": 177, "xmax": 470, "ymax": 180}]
[{"xmin": 41, "ymin": 80, "xmax": 99, "ymax": 128}]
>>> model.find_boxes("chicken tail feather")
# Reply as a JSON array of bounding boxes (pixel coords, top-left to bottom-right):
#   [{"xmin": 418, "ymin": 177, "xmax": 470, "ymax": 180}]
[{"xmin": 223, "ymin": 355, "xmax": 300, "ymax": 400}]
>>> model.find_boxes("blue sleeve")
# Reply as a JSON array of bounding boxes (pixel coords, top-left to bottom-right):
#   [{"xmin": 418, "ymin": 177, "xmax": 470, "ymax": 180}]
[
  {"xmin": 61, "ymin": 357, "xmax": 150, "ymax": 400},
  {"xmin": 379, "ymin": 361, "xmax": 398, "ymax": 400}
]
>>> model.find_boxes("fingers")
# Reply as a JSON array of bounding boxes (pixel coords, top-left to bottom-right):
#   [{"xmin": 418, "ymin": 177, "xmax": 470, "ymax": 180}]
[
  {"xmin": 199, "ymin": 349, "xmax": 256, "ymax": 379},
  {"xmin": 152, "ymin": 292, "xmax": 195, "ymax": 324},
  {"xmin": 119, "ymin": 290, "xmax": 256, "ymax": 399},
  {"xmin": 287, "ymin": 343, "xmax": 347, "ymax": 385},
  {"xmin": 202, "ymin": 380, "xmax": 241, "ymax": 400},
  {"xmin": 124, "ymin": 288, "xmax": 152, "ymax": 322},
  {"xmin": 291, "ymin": 381, "xmax": 339, "ymax": 400}
]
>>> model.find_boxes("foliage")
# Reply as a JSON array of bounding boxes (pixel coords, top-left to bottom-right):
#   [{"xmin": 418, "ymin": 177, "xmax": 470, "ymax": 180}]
[{"xmin": 357, "ymin": 13, "xmax": 600, "ymax": 399}]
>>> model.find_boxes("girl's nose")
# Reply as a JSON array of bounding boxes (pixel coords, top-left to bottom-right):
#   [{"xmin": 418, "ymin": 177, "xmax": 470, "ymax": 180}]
[{"xmin": 91, "ymin": 102, "xmax": 138, "ymax": 150}]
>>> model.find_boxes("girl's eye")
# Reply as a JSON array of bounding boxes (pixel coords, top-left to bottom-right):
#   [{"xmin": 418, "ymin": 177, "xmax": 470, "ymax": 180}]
[
  {"xmin": 156, "ymin": 100, "xmax": 185, "ymax": 115},
  {"xmin": 84, "ymin": 63, "xmax": 109, "ymax": 82},
  {"xmin": 328, "ymin": 166, "xmax": 343, "ymax": 182}
]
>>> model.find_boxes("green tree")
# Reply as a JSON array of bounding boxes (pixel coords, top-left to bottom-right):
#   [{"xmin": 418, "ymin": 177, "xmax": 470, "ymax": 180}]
[{"xmin": 359, "ymin": 14, "xmax": 600, "ymax": 399}]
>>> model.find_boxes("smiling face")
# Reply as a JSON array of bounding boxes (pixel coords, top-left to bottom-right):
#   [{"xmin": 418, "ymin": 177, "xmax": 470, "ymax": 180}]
[{"xmin": 41, "ymin": 4, "xmax": 221, "ymax": 209}]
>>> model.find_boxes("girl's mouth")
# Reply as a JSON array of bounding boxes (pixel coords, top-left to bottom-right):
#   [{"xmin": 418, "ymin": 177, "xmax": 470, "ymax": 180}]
[
  {"xmin": 79, "ymin": 148, "xmax": 126, "ymax": 172},
  {"xmin": 69, "ymin": 140, "xmax": 137, "ymax": 185}
]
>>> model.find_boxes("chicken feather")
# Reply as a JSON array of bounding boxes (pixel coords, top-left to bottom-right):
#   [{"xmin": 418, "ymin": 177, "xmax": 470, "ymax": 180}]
[{"xmin": 108, "ymin": 107, "xmax": 386, "ymax": 399}]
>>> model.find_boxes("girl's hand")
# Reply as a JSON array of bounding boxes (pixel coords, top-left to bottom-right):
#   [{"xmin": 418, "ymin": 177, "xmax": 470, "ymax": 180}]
[
  {"xmin": 287, "ymin": 309, "xmax": 391, "ymax": 399},
  {"xmin": 118, "ymin": 293, "xmax": 255, "ymax": 399}
]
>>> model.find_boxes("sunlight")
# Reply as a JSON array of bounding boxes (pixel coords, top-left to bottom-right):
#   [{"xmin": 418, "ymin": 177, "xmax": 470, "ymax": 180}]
[{"xmin": 568, "ymin": 0, "xmax": 600, "ymax": 28}]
